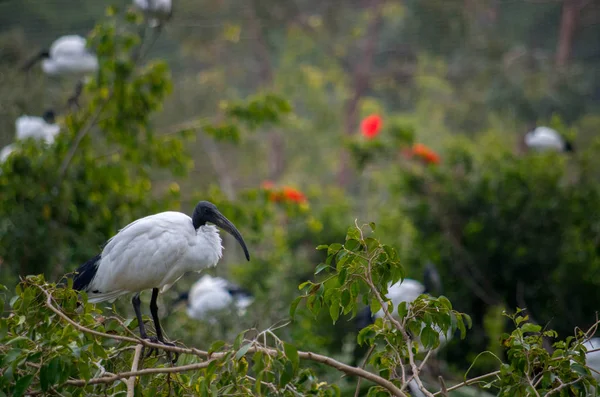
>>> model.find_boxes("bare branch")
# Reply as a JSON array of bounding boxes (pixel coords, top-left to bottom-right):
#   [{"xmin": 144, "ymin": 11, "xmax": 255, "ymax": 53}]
[
  {"xmin": 432, "ymin": 370, "xmax": 501, "ymax": 396},
  {"xmin": 126, "ymin": 344, "xmax": 143, "ymax": 397}
]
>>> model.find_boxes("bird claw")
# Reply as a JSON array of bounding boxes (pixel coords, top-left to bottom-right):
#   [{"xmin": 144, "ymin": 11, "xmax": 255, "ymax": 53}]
[{"xmin": 142, "ymin": 337, "xmax": 179, "ymax": 364}]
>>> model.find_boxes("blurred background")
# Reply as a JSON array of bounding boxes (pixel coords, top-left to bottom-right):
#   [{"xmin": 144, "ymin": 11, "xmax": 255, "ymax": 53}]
[{"xmin": 1, "ymin": 0, "xmax": 600, "ymax": 395}]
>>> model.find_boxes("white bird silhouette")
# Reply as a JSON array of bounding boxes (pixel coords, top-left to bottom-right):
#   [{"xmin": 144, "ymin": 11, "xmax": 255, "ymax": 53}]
[
  {"xmin": 1, "ymin": 111, "xmax": 60, "ymax": 163},
  {"xmin": 525, "ymin": 126, "xmax": 574, "ymax": 153},
  {"xmin": 22, "ymin": 35, "xmax": 98, "ymax": 76}
]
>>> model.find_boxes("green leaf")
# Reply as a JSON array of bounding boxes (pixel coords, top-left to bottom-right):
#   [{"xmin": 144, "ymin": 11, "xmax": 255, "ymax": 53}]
[
  {"xmin": 345, "ymin": 239, "xmax": 361, "ymax": 251},
  {"xmin": 289, "ymin": 296, "xmax": 303, "ymax": 318},
  {"xmin": 369, "ymin": 222, "xmax": 376, "ymax": 231},
  {"xmin": 328, "ymin": 243, "xmax": 343, "ymax": 255},
  {"xmin": 233, "ymin": 333, "xmax": 244, "ymax": 350},
  {"xmin": 13, "ymin": 374, "xmax": 34, "ymax": 397},
  {"xmin": 521, "ymin": 323, "xmax": 542, "ymax": 333},
  {"xmin": 420, "ymin": 326, "xmax": 440, "ymax": 350},
  {"xmin": 283, "ymin": 342, "xmax": 299, "ymax": 371},
  {"xmin": 279, "ymin": 360, "xmax": 294, "ymax": 387},
  {"xmin": 316, "ymin": 245, "xmax": 329, "ymax": 250},
  {"xmin": 39, "ymin": 357, "xmax": 60, "ymax": 391},
  {"xmin": 329, "ymin": 303, "xmax": 340, "ymax": 323},
  {"xmin": 315, "ymin": 263, "xmax": 330, "ymax": 274},
  {"xmin": 209, "ymin": 340, "xmax": 226, "ymax": 354},
  {"xmin": 235, "ymin": 343, "xmax": 252, "ymax": 360}
]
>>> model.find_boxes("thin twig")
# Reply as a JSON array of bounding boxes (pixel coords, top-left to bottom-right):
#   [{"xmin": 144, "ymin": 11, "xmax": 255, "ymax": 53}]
[
  {"xmin": 432, "ymin": 370, "xmax": 501, "ymax": 396},
  {"xmin": 57, "ymin": 105, "xmax": 106, "ymax": 180},
  {"xmin": 354, "ymin": 344, "xmax": 376, "ymax": 397},
  {"xmin": 126, "ymin": 344, "xmax": 143, "ymax": 397}
]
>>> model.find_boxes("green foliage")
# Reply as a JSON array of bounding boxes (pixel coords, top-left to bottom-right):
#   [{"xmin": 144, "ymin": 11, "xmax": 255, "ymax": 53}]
[
  {"xmin": 493, "ymin": 310, "xmax": 597, "ymax": 396},
  {"xmin": 0, "ymin": 11, "xmax": 187, "ymax": 285}
]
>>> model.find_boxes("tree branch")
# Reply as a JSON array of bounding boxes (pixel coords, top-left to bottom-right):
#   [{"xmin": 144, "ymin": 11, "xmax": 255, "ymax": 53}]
[
  {"xmin": 126, "ymin": 344, "xmax": 143, "ymax": 397},
  {"xmin": 37, "ymin": 284, "xmax": 406, "ymax": 396}
]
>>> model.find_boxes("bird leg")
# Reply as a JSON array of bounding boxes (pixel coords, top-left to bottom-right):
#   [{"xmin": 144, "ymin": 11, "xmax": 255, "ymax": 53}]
[
  {"xmin": 132, "ymin": 293, "xmax": 149, "ymax": 339},
  {"xmin": 132, "ymin": 292, "xmax": 175, "ymax": 362},
  {"xmin": 149, "ymin": 288, "xmax": 178, "ymax": 364}
]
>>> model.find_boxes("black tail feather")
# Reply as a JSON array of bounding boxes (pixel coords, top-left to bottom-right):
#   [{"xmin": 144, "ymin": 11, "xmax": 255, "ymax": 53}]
[{"xmin": 73, "ymin": 254, "xmax": 101, "ymax": 291}]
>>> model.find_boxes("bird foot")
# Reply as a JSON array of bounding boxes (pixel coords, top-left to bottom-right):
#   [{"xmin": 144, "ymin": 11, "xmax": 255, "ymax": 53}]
[{"xmin": 142, "ymin": 336, "xmax": 179, "ymax": 364}]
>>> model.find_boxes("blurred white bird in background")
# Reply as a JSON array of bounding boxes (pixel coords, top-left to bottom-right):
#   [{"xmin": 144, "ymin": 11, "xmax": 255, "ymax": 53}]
[
  {"xmin": 173, "ymin": 274, "xmax": 254, "ymax": 323},
  {"xmin": 525, "ymin": 126, "xmax": 574, "ymax": 153},
  {"xmin": 0, "ymin": 110, "xmax": 60, "ymax": 163},
  {"xmin": 22, "ymin": 35, "xmax": 98, "ymax": 76},
  {"xmin": 133, "ymin": 0, "xmax": 172, "ymax": 28},
  {"xmin": 584, "ymin": 338, "xmax": 600, "ymax": 380}
]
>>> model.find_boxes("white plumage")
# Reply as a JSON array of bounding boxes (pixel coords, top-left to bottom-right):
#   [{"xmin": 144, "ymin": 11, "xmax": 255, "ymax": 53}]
[
  {"xmin": 0, "ymin": 112, "xmax": 60, "ymax": 163},
  {"xmin": 15, "ymin": 115, "xmax": 61, "ymax": 143},
  {"xmin": 23, "ymin": 35, "xmax": 98, "ymax": 76},
  {"xmin": 525, "ymin": 126, "xmax": 573, "ymax": 152},
  {"xmin": 373, "ymin": 279, "xmax": 426, "ymax": 319},
  {"xmin": 584, "ymin": 338, "xmax": 600, "ymax": 380},
  {"xmin": 185, "ymin": 275, "xmax": 254, "ymax": 322},
  {"xmin": 73, "ymin": 201, "xmax": 249, "ymax": 357},
  {"xmin": 377, "ymin": 278, "xmax": 452, "ymax": 349},
  {"xmin": 133, "ymin": 0, "xmax": 172, "ymax": 27},
  {"xmin": 83, "ymin": 212, "xmax": 223, "ymax": 303}
]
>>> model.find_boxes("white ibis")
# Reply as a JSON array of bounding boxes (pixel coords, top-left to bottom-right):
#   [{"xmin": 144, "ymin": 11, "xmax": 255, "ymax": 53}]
[
  {"xmin": 0, "ymin": 110, "xmax": 60, "ymax": 163},
  {"xmin": 173, "ymin": 274, "xmax": 254, "ymax": 323},
  {"xmin": 72, "ymin": 201, "xmax": 249, "ymax": 360},
  {"xmin": 133, "ymin": 0, "xmax": 172, "ymax": 27},
  {"xmin": 525, "ymin": 126, "xmax": 574, "ymax": 153},
  {"xmin": 353, "ymin": 264, "xmax": 450, "ymax": 364},
  {"xmin": 22, "ymin": 35, "xmax": 98, "ymax": 76}
]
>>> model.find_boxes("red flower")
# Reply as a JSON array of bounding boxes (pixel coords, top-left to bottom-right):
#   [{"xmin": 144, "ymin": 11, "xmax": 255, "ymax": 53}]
[
  {"xmin": 360, "ymin": 114, "xmax": 382, "ymax": 139},
  {"xmin": 282, "ymin": 186, "xmax": 307, "ymax": 204},
  {"xmin": 410, "ymin": 143, "xmax": 440, "ymax": 165}
]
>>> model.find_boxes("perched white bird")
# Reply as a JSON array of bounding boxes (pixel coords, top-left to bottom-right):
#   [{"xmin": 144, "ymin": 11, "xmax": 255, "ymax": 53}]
[
  {"xmin": 73, "ymin": 201, "xmax": 250, "ymax": 358},
  {"xmin": 353, "ymin": 264, "xmax": 450, "ymax": 365},
  {"xmin": 22, "ymin": 35, "xmax": 98, "ymax": 76},
  {"xmin": 372, "ymin": 279, "xmax": 427, "ymax": 319},
  {"xmin": 525, "ymin": 126, "xmax": 574, "ymax": 153},
  {"xmin": 174, "ymin": 275, "xmax": 254, "ymax": 323},
  {"xmin": 133, "ymin": 0, "xmax": 172, "ymax": 27},
  {"xmin": 584, "ymin": 338, "xmax": 600, "ymax": 380},
  {"xmin": 0, "ymin": 110, "xmax": 60, "ymax": 163}
]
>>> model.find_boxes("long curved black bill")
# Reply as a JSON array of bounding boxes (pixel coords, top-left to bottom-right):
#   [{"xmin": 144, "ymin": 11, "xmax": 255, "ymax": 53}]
[{"xmin": 212, "ymin": 211, "xmax": 250, "ymax": 261}]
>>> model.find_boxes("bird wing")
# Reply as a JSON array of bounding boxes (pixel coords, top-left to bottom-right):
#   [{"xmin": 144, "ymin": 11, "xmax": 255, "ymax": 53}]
[
  {"xmin": 525, "ymin": 127, "xmax": 564, "ymax": 150},
  {"xmin": 134, "ymin": 0, "xmax": 171, "ymax": 12},
  {"xmin": 86, "ymin": 212, "xmax": 195, "ymax": 302},
  {"xmin": 187, "ymin": 287, "xmax": 233, "ymax": 320},
  {"xmin": 0, "ymin": 144, "xmax": 15, "ymax": 163},
  {"xmin": 42, "ymin": 54, "xmax": 98, "ymax": 75},
  {"xmin": 50, "ymin": 35, "xmax": 88, "ymax": 58},
  {"xmin": 15, "ymin": 116, "xmax": 46, "ymax": 140},
  {"xmin": 387, "ymin": 279, "xmax": 425, "ymax": 305}
]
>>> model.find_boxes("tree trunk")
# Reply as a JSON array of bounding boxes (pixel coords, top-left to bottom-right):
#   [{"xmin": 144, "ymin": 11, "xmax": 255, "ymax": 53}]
[
  {"xmin": 247, "ymin": 1, "xmax": 286, "ymax": 182},
  {"xmin": 556, "ymin": 0, "xmax": 580, "ymax": 68},
  {"xmin": 337, "ymin": 0, "xmax": 384, "ymax": 187}
]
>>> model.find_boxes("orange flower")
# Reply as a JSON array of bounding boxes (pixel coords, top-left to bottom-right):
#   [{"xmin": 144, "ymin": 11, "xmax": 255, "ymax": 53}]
[
  {"xmin": 282, "ymin": 186, "xmax": 307, "ymax": 204},
  {"xmin": 360, "ymin": 114, "xmax": 382, "ymax": 139},
  {"xmin": 408, "ymin": 143, "xmax": 441, "ymax": 165}
]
